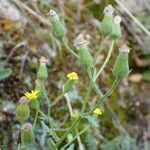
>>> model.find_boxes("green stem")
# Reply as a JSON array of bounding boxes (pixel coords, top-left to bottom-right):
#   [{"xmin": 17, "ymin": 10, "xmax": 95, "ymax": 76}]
[
  {"xmin": 55, "ymin": 117, "xmax": 81, "ymax": 148},
  {"xmin": 61, "ymin": 126, "xmax": 90, "ymax": 150},
  {"xmin": 61, "ymin": 38, "xmax": 79, "ymax": 58},
  {"xmin": 17, "ymin": 143, "xmax": 21, "ymax": 150},
  {"xmin": 94, "ymin": 40, "xmax": 115, "ymax": 81},
  {"xmin": 88, "ymin": 68, "xmax": 103, "ymax": 98},
  {"xmin": 65, "ymin": 93, "xmax": 83, "ymax": 150},
  {"xmin": 39, "ymin": 110, "xmax": 60, "ymax": 141},
  {"xmin": 33, "ymin": 110, "xmax": 38, "ymax": 129},
  {"xmin": 44, "ymin": 87, "xmax": 51, "ymax": 117},
  {"xmin": 84, "ymin": 78, "xmax": 120, "ymax": 115},
  {"xmin": 75, "ymin": 127, "xmax": 83, "ymax": 150},
  {"xmin": 93, "ymin": 37, "xmax": 105, "ymax": 65},
  {"xmin": 81, "ymin": 84, "xmax": 92, "ymax": 113},
  {"xmin": 50, "ymin": 93, "xmax": 64, "ymax": 107}
]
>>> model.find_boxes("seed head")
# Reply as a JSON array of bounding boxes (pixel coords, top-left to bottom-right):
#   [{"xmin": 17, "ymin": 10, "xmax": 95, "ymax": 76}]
[
  {"xmin": 75, "ymin": 34, "xmax": 88, "ymax": 49},
  {"xmin": 103, "ymin": 5, "xmax": 114, "ymax": 16},
  {"xmin": 114, "ymin": 16, "xmax": 121, "ymax": 24},
  {"xmin": 47, "ymin": 10, "xmax": 59, "ymax": 19},
  {"xmin": 19, "ymin": 96, "xmax": 29, "ymax": 104},
  {"xmin": 21, "ymin": 123, "xmax": 33, "ymax": 131},
  {"xmin": 39, "ymin": 56, "xmax": 47, "ymax": 64},
  {"xmin": 119, "ymin": 44, "xmax": 130, "ymax": 53}
]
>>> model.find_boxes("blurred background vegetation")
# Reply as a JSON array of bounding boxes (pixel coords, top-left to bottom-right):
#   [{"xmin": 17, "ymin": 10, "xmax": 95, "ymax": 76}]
[{"xmin": 0, "ymin": 0, "xmax": 150, "ymax": 149}]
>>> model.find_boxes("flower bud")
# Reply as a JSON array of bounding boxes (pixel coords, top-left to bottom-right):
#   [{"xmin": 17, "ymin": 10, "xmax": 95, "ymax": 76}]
[
  {"xmin": 93, "ymin": 108, "xmax": 102, "ymax": 118},
  {"xmin": 63, "ymin": 72, "xmax": 78, "ymax": 93},
  {"xmin": 113, "ymin": 45, "xmax": 130, "ymax": 79},
  {"xmin": 99, "ymin": 5, "xmax": 114, "ymax": 37},
  {"xmin": 16, "ymin": 96, "xmax": 30, "ymax": 123},
  {"xmin": 37, "ymin": 57, "xmax": 48, "ymax": 80},
  {"xmin": 35, "ymin": 79, "xmax": 45, "ymax": 100},
  {"xmin": 110, "ymin": 16, "xmax": 122, "ymax": 39},
  {"xmin": 76, "ymin": 35, "xmax": 93, "ymax": 69},
  {"xmin": 48, "ymin": 10, "xmax": 66, "ymax": 40},
  {"xmin": 30, "ymin": 99, "xmax": 39, "ymax": 110},
  {"xmin": 21, "ymin": 123, "xmax": 35, "ymax": 144},
  {"xmin": 67, "ymin": 133, "xmax": 73, "ymax": 143}
]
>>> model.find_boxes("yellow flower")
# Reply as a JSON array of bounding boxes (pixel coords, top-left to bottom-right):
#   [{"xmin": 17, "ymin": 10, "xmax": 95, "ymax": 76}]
[
  {"xmin": 67, "ymin": 72, "xmax": 78, "ymax": 80},
  {"xmin": 93, "ymin": 108, "xmax": 102, "ymax": 116},
  {"xmin": 25, "ymin": 90, "xmax": 39, "ymax": 101}
]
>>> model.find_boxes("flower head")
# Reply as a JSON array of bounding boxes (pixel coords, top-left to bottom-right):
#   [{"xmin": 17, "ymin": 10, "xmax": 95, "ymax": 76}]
[
  {"xmin": 25, "ymin": 90, "xmax": 39, "ymax": 101},
  {"xmin": 103, "ymin": 5, "xmax": 114, "ymax": 16},
  {"xmin": 93, "ymin": 108, "xmax": 102, "ymax": 116},
  {"xmin": 67, "ymin": 72, "xmax": 78, "ymax": 80}
]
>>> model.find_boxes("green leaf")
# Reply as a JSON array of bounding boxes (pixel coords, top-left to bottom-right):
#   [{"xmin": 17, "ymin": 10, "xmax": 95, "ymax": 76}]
[
  {"xmin": 82, "ymin": 115, "xmax": 99, "ymax": 127},
  {"xmin": 0, "ymin": 67, "xmax": 12, "ymax": 81},
  {"xmin": 84, "ymin": 130, "xmax": 97, "ymax": 150},
  {"xmin": 66, "ymin": 144, "xmax": 74, "ymax": 150}
]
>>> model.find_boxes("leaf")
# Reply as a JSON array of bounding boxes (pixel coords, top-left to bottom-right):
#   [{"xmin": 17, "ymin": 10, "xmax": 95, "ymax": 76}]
[
  {"xmin": 66, "ymin": 144, "xmax": 74, "ymax": 150},
  {"xmin": 0, "ymin": 67, "xmax": 12, "ymax": 81},
  {"xmin": 84, "ymin": 130, "xmax": 97, "ymax": 150},
  {"xmin": 121, "ymin": 134, "xmax": 131, "ymax": 150},
  {"xmin": 82, "ymin": 115, "xmax": 99, "ymax": 127}
]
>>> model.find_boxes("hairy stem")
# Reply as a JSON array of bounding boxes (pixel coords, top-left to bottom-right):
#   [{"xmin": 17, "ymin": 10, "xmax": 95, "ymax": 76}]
[
  {"xmin": 50, "ymin": 93, "xmax": 64, "ymax": 107},
  {"xmin": 93, "ymin": 37, "xmax": 105, "ymax": 65},
  {"xmin": 65, "ymin": 94, "xmax": 83, "ymax": 150},
  {"xmin": 61, "ymin": 125, "xmax": 90, "ymax": 150},
  {"xmin": 84, "ymin": 78, "xmax": 120, "ymax": 115},
  {"xmin": 61, "ymin": 38, "xmax": 79, "ymax": 58},
  {"xmin": 33, "ymin": 110, "xmax": 39, "ymax": 129},
  {"xmin": 55, "ymin": 117, "xmax": 81, "ymax": 148},
  {"xmin": 94, "ymin": 40, "xmax": 115, "ymax": 81}
]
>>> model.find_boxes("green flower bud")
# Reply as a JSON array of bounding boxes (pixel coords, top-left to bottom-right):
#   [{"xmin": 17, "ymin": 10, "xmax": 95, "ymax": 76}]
[
  {"xmin": 30, "ymin": 99, "xmax": 39, "ymax": 110},
  {"xmin": 113, "ymin": 45, "xmax": 130, "ymax": 79},
  {"xmin": 37, "ymin": 57, "xmax": 48, "ymax": 80},
  {"xmin": 110, "ymin": 16, "xmax": 122, "ymax": 39},
  {"xmin": 99, "ymin": 5, "xmax": 114, "ymax": 37},
  {"xmin": 76, "ymin": 35, "xmax": 93, "ymax": 69},
  {"xmin": 35, "ymin": 79, "xmax": 45, "ymax": 100},
  {"xmin": 21, "ymin": 123, "xmax": 35, "ymax": 144},
  {"xmin": 16, "ymin": 96, "xmax": 30, "ymax": 123},
  {"xmin": 48, "ymin": 10, "xmax": 66, "ymax": 40},
  {"xmin": 63, "ymin": 72, "xmax": 78, "ymax": 93},
  {"xmin": 67, "ymin": 133, "xmax": 73, "ymax": 143}
]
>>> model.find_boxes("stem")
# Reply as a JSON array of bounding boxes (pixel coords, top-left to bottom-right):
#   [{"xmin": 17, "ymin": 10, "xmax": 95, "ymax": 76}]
[
  {"xmin": 39, "ymin": 110, "xmax": 60, "ymax": 142},
  {"xmin": 84, "ymin": 78, "xmax": 120, "ymax": 116},
  {"xmin": 93, "ymin": 37, "xmax": 105, "ymax": 65},
  {"xmin": 114, "ymin": 0, "xmax": 150, "ymax": 36},
  {"xmin": 43, "ymin": 86, "xmax": 51, "ymax": 117},
  {"xmin": 50, "ymin": 93, "xmax": 64, "ymax": 107},
  {"xmin": 55, "ymin": 117, "xmax": 81, "ymax": 148},
  {"xmin": 94, "ymin": 40, "xmax": 115, "ymax": 81},
  {"xmin": 33, "ymin": 110, "xmax": 38, "ymax": 129},
  {"xmin": 88, "ymin": 68, "xmax": 103, "ymax": 98},
  {"xmin": 65, "ymin": 94, "xmax": 83, "ymax": 150},
  {"xmin": 81, "ymin": 84, "xmax": 92, "ymax": 113},
  {"xmin": 61, "ymin": 38, "xmax": 79, "ymax": 58},
  {"xmin": 61, "ymin": 126, "xmax": 90, "ymax": 150},
  {"xmin": 17, "ymin": 143, "xmax": 21, "ymax": 150}
]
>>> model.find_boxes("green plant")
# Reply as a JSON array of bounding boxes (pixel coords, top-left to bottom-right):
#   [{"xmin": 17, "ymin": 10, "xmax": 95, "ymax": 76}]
[
  {"xmin": 0, "ymin": 66, "xmax": 12, "ymax": 81},
  {"xmin": 16, "ymin": 5, "xmax": 131, "ymax": 150}
]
